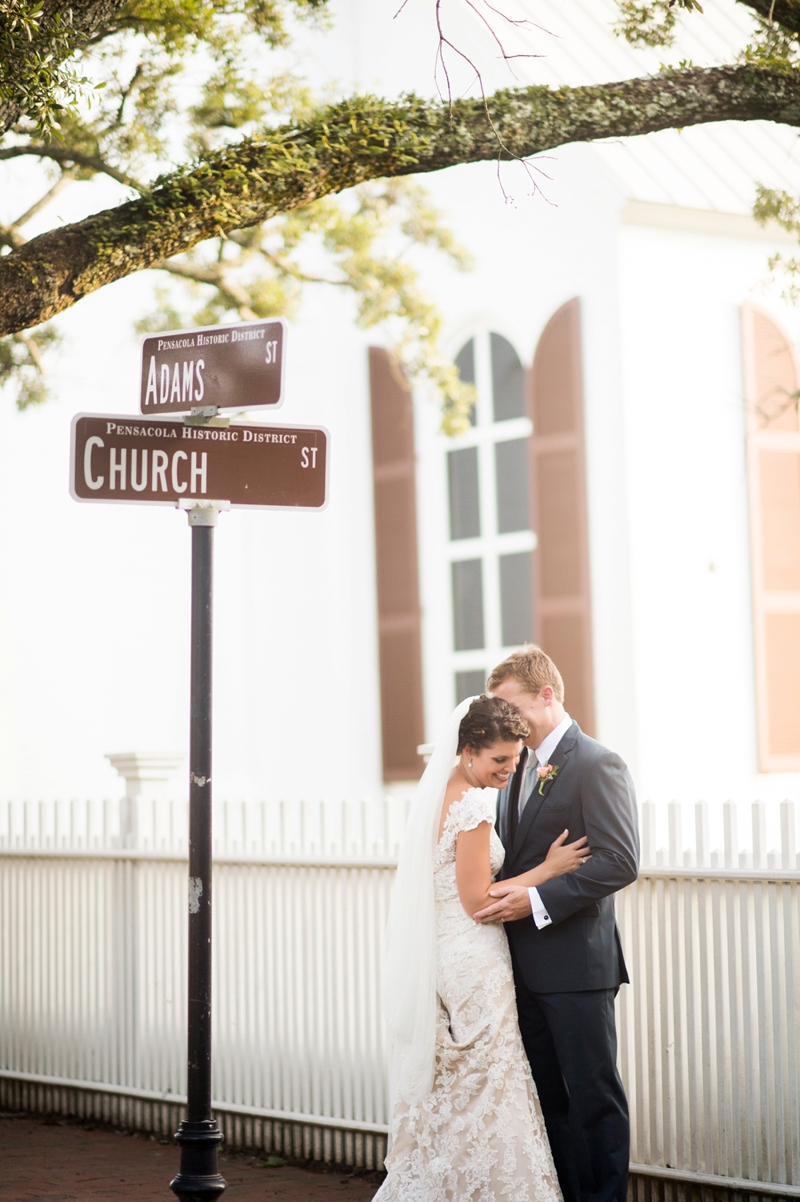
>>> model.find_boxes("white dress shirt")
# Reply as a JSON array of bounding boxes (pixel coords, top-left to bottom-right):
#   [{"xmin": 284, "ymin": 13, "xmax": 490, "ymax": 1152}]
[{"xmin": 522, "ymin": 713, "xmax": 573, "ymax": 930}]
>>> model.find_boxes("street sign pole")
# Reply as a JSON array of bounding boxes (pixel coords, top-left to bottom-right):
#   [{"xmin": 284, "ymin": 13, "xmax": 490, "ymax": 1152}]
[
  {"xmin": 171, "ymin": 503, "xmax": 226, "ymax": 1202},
  {"xmin": 70, "ymin": 318, "xmax": 329, "ymax": 1201}
]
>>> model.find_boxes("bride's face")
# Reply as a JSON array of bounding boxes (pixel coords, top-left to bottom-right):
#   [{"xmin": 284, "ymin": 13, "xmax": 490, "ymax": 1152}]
[{"xmin": 465, "ymin": 740, "xmax": 523, "ymax": 790}]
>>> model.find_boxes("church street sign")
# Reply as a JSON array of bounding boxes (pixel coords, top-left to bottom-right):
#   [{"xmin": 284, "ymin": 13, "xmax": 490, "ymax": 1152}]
[
  {"xmin": 70, "ymin": 414, "xmax": 328, "ymax": 510},
  {"xmin": 140, "ymin": 318, "xmax": 286, "ymax": 414}
]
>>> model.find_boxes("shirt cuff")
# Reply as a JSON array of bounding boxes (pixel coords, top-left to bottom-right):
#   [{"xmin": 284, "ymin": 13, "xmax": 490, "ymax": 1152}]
[{"xmin": 529, "ymin": 887, "xmax": 553, "ymax": 929}]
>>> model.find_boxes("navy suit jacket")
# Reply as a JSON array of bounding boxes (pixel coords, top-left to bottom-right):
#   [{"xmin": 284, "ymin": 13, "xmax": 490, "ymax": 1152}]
[{"xmin": 497, "ymin": 721, "xmax": 639, "ymax": 994}]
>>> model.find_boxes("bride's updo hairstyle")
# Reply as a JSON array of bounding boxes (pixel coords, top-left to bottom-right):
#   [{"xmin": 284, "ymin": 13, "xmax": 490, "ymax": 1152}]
[{"xmin": 457, "ymin": 695, "xmax": 529, "ymax": 754}]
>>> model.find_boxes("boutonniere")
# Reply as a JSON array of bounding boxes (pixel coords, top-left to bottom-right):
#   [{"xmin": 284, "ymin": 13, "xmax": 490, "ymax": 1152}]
[{"xmin": 536, "ymin": 763, "xmax": 559, "ymax": 795}]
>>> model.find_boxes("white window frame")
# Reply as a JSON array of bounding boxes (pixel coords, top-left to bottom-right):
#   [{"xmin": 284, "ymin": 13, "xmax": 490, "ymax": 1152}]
[{"xmin": 416, "ymin": 328, "xmax": 536, "ymax": 733}]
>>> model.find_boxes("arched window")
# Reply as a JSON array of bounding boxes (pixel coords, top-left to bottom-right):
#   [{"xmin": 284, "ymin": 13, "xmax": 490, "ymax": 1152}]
[
  {"xmin": 530, "ymin": 299, "xmax": 595, "ymax": 736},
  {"xmin": 743, "ymin": 304, "xmax": 800, "ymax": 770},
  {"xmin": 447, "ymin": 332, "xmax": 535, "ymax": 704}
]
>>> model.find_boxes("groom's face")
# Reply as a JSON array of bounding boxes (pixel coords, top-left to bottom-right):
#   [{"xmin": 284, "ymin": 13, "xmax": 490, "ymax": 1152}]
[{"xmin": 491, "ymin": 679, "xmax": 552, "ymax": 747}]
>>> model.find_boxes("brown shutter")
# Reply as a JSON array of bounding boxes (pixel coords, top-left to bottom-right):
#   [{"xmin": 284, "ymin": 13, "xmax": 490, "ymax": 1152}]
[
  {"xmin": 742, "ymin": 304, "xmax": 800, "ymax": 770},
  {"xmin": 529, "ymin": 299, "xmax": 595, "ymax": 735},
  {"xmin": 369, "ymin": 348, "xmax": 425, "ymax": 780}
]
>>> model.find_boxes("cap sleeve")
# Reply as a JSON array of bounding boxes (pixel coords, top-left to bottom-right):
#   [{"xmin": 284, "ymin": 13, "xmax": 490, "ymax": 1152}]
[{"xmin": 444, "ymin": 787, "xmax": 497, "ymax": 837}]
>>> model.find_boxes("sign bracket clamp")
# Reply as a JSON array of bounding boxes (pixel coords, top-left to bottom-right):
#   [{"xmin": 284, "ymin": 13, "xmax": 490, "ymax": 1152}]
[{"xmin": 177, "ymin": 499, "xmax": 232, "ymax": 527}]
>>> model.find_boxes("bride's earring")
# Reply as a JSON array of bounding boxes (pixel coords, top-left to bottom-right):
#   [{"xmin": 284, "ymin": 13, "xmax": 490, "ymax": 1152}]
[{"xmin": 469, "ymin": 759, "xmax": 473, "ymax": 768}]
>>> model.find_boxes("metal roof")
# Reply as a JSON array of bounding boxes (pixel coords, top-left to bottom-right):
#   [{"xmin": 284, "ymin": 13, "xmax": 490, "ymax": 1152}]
[
  {"xmin": 326, "ymin": 0, "xmax": 800, "ymax": 213},
  {"xmin": 446, "ymin": 0, "xmax": 800, "ymax": 211}
]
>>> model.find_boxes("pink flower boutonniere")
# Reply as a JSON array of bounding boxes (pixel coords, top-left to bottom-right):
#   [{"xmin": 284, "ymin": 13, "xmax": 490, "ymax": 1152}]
[{"xmin": 536, "ymin": 763, "xmax": 559, "ymax": 795}]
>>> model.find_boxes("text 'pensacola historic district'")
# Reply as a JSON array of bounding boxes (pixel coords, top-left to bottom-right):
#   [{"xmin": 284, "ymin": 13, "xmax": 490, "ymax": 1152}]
[{"xmin": 70, "ymin": 416, "xmax": 328, "ymax": 510}]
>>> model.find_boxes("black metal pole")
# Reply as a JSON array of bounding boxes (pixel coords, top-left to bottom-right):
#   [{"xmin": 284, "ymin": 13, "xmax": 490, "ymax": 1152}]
[{"xmin": 171, "ymin": 510, "xmax": 227, "ymax": 1202}]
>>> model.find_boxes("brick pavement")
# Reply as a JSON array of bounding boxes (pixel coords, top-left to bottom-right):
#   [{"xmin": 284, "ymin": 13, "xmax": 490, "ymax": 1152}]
[{"xmin": 1, "ymin": 1112, "xmax": 383, "ymax": 1201}]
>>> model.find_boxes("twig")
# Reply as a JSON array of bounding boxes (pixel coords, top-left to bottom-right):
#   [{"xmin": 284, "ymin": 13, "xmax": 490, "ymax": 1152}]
[
  {"xmin": 16, "ymin": 331, "xmax": 45, "ymax": 373},
  {"xmin": 12, "ymin": 170, "xmax": 75, "ymax": 230},
  {"xmin": 153, "ymin": 259, "xmax": 259, "ymax": 318},
  {"xmin": 0, "ymin": 145, "xmax": 144, "ymax": 192},
  {"xmin": 427, "ymin": 0, "xmax": 553, "ymax": 201},
  {"xmin": 0, "ymin": 224, "xmax": 25, "ymax": 251},
  {"xmin": 261, "ymin": 250, "xmax": 343, "ymax": 286},
  {"xmin": 753, "ymin": 382, "xmax": 800, "ymax": 423},
  {"xmin": 482, "ymin": 0, "xmax": 557, "ymax": 37},
  {"xmin": 114, "ymin": 63, "xmax": 144, "ymax": 128},
  {"xmin": 462, "ymin": 0, "xmax": 542, "ymax": 77}
]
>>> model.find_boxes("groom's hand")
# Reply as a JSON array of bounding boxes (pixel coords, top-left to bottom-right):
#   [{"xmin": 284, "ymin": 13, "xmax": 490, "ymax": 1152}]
[{"xmin": 474, "ymin": 884, "xmax": 532, "ymax": 924}]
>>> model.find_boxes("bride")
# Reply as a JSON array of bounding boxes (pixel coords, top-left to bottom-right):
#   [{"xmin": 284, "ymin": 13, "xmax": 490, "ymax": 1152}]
[{"xmin": 375, "ymin": 695, "xmax": 590, "ymax": 1202}]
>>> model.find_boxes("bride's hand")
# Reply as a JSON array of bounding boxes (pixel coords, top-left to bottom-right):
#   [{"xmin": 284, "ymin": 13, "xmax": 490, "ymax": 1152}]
[{"xmin": 544, "ymin": 830, "xmax": 591, "ymax": 879}]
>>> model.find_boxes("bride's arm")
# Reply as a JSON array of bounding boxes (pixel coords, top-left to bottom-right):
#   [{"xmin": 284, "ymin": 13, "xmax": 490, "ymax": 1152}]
[
  {"xmin": 503, "ymin": 831, "xmax": 590, "ymax": 888},
  {"xmin": 473, "ymin": 832, "xmax": 591, "ymax": 924},
  {"xmin": 456, "ymin": 827, "xmax": 591, "ymax": 921},
  {"xmin": 454, "ymin": 822, "xmax": 497, "ymax": 919}
]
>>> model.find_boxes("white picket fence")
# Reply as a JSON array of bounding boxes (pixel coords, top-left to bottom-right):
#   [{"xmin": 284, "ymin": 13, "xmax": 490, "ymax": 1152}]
[
  {"xmin": 2, "ymin": 794, "xmax": 799, "ymax": 867},
  {"xmin": 0, "ymin": 795, "xmax": 412, "ymax": 859},
  {"xmin": 0, "ymin": 797, "xmax": 798, "ymax": 1196}
]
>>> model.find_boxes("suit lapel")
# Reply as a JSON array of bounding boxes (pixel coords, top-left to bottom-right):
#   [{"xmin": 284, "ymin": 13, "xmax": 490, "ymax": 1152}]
[{"xmin": 509, "ymin": 722, "xmax": 579, "ymax": 866}]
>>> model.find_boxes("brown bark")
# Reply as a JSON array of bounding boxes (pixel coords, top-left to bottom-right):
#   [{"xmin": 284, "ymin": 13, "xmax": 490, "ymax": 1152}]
[{"xmin": 1, "ymin": 63, "xmax": 799, "ymax": 336}]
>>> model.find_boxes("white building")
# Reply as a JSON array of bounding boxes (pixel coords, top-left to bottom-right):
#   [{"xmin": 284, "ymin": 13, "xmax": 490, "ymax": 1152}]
[{"xmin": 1, "ymin": 0, "xmax": 799, "ymax": 819}]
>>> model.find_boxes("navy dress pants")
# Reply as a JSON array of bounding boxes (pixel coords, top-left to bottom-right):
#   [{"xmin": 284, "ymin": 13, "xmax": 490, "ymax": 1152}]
[{"xmin": 512, "ymin": 970, "xmax": 630, "ymax": 1202}]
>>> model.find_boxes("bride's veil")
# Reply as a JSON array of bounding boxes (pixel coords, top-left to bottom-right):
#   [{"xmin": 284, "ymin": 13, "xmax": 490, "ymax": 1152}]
[{"xmin": 382, "ymin": 695, "xmax": 476, "ymax": 1110}]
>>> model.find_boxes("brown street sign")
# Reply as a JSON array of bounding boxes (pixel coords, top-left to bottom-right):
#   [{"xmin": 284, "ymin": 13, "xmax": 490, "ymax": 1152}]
[
  {"xmin": 140, "ymin": 318, "xmax": 286, "ymax": 414},
  {"xmin": 71, "ymin": 414, "xmax": 328, "ymax": 510}
]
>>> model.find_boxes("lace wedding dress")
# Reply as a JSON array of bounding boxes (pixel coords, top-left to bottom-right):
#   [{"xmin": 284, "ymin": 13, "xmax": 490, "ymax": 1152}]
[{"xmin": 375, "ymin": 787, "xmax": 562, "ymax": 1202}]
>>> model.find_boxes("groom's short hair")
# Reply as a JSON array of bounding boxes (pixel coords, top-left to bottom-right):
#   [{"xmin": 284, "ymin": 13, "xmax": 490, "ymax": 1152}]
[{"xmin": 487, "ymin": 645, "xmax": 565, "ymax": 702}]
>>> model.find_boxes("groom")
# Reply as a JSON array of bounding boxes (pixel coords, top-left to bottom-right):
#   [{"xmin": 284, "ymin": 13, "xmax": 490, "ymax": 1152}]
[{"xmin": 476, "ymin": 646, "xmax": 638, "ymax": 1202}]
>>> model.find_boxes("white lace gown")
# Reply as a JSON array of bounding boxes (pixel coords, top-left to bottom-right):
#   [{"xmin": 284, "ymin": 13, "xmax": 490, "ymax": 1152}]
[{"xmin": 375, "ymin": 787, "xmax": 562, "ymax": 1202}]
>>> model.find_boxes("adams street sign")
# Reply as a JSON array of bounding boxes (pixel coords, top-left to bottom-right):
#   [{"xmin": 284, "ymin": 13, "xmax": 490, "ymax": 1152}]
[
  {"xmin": 140, "ymin": 318, "xmax": 286, "ymax": 414},
  {"xmin": 70, "ymin": 414, "xmax": 328, "ymax": 510}
]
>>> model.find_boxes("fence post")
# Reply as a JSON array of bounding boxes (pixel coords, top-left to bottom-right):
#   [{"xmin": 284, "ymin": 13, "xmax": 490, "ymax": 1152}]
[
  {"xmin": 752, "ymin": 801, "xmax": 767, "ymax": 870},
  {"xmin": 723, "ymin": 801, "xmax": 738, "ymax": 870},
  {"xmin": 695, "ymin": 801, "xmax": 709, "ymax": 868},
  {"xmin": 668, "ymin": 801, "xmax": 682, "ymax": 867},
  {"xmin": 781, "ymin": 800, "xmax": 798, "ymax": 870},
  {"xmin": 106, "ymin": 752, "xmax": 183, "ymax": 849},
  {"xmin": 640, "ymin": 802, "xmax": 657, "ymax": 869}
]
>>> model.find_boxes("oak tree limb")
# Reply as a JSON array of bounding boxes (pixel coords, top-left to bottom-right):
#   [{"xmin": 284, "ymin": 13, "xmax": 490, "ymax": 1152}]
[{"xmin": 1, "ymin": 63, "xmax": 799, "ymax": 336}]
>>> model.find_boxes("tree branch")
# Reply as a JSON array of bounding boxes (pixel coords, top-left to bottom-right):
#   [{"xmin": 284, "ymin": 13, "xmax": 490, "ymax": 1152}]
[
  {"xmin": 12, "ymin": 169, "xmax": 75, "ymax": 230},
  {"xmin": 1, "ymin": 63, "xmax": 799, "ymax": 336},
  {"xmin": 153, "ymin": 259, "xmax": 259, "ymax": 318},
  {"xmin": 0, "ymin": 144, "xmax": 143, "ymax": 191},
  {"xmin": 260, "ymin": 250, "xmax": 343, "ymax": 286},
  {"xmin": 737, "ymin": 0, "xmax": 800, "ymax": 37},
  {"xmin": 0, "ymin": 170, "xmax": 75, "ymax": 250},
  {"xmin": 0, "ymin": 225, "xmax": 25, "ymax": 252}
]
